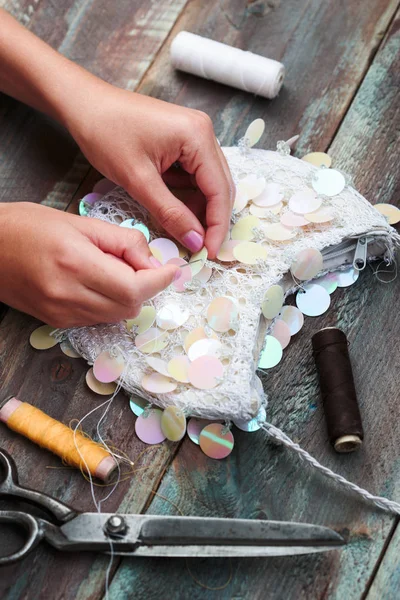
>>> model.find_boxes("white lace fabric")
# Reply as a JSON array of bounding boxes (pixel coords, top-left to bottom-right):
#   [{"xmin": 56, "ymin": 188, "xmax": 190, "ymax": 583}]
[{"xmin": 67, "ymin": 147, "xmax": 399, "ymax": 421}]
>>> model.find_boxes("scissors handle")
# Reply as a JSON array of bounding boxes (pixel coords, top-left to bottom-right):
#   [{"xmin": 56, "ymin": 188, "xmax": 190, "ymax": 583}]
[
  {"xmin": 0, "ymin": 449, "xmax": 75, "ymax": 523},
  {"xmin": 0, "ymin": 510, "xmax": 44, "ymax": 565}
]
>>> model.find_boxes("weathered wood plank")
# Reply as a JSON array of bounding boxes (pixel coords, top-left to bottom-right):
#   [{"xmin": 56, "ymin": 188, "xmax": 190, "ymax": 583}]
[
  {"xmin": 0, "ymin": 0, "xmax": 188, "ymax": 208},
  {"xmin": 108, "ymin": 5, "xmax": 400, "ymax": 600}
]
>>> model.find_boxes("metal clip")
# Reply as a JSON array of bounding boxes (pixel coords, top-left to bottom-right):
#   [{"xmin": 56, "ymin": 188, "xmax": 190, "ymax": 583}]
[{"xmin": 353, "ymin": 237, "xmax": 368, "ymax": 271}]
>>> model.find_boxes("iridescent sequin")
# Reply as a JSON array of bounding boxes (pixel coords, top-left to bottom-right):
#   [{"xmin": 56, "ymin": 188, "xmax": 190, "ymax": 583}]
[
  {"xmin": 199, "ymin": 423, "xmax": 234, "ymax": 459},
  {"xmin": 161, "ymin": 406, "xmax": 187, "ymax": 441},
  {"xmin": 135, "ymin": 409, "xmax": 166, "ymax": 444}
]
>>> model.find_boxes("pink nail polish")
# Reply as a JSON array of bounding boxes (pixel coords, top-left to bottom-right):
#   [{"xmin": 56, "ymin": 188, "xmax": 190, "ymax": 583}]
[
  {"xmin": 173, "ymin": 269, "xmax": 181, "ymax": 282},
  {"xmin": 150, "ymin": 256, "xmax": 162, "ymax": 268},
  {"xmin": 183, "ymin": 230, "xmax": 204, "ymax": 253}
]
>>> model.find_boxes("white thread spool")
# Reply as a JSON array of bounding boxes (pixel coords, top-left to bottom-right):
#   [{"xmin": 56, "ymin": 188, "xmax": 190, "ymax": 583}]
[{"xmin": 170, "ymin": 31, "xmax": 285, "ymax": 99}]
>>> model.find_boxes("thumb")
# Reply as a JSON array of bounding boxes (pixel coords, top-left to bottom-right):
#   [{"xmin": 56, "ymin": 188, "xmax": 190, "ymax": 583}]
[
  {"xmin": 131, "ymin": 166, "xmax": 205, "ymax": 253},
  {"xmin": 75, "ymin": 215, "xmax": 161, "ymax": 270}
]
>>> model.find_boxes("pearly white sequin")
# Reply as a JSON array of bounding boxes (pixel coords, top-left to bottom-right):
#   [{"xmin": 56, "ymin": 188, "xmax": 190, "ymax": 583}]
[
  {"xmin": 336, "ymin": 267, "xmax": 359, "ymax": 287},
  {"xmin": 264, "ymin": 223, "xmax": 297, "ymax": 241},
  {"xmin": 252, "ymin": 183, "xmax": 284, "ymax": 207},
  {"xmin": 296, "ymin": 283, "xmax": 331, "ymax": 317},
  {"xmin": 244, "ymin": 118, "xmax": 265, "ymax": 147},
  {"xmin": 231, "ymin": 215, "xmax": 260, "ymax": 241},
  {"xmin": 289, "ymin": 190, "xmax": 321, "ymax": 214},
  {"xmin": 258, "ymin": 335, "xmax": 283, "ymax": 369},
  {"xmin": 279, "ymin": 306, "xmax": 304, "ymax": 335},
  {"xmin": 156, "ymin": 303, "xmax": 189, "ymax": 330},
  {"xmin": 233, "ymin": 242, "xmax": 268, "ymax": 264},
  {"xmin": 312, "ymin": 169, "xmax": 345, "ymax": 197},
  {"xmin": 141, "ymin": 372, "xmax": 177, "ymax": 394},
  {"xmin": 291, "ymin": 248, "xmax": 323, "ymax": 280},
  {"xmin": 262, "ymin": 285, "xmax": 284, "ymax": 320},
  {"xmin": 187, "ymin": 338, "xmax": 222, "ymax": 361}
]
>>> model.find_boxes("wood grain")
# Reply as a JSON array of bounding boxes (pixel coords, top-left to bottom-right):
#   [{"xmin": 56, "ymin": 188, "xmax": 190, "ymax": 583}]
[{"xmin": 108, "ymin": 4, "xmax": 400, "ymax": 600}]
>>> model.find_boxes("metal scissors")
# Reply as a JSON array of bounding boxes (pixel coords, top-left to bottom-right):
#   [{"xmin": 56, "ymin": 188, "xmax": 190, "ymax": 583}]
[{"xmin": 0, "ymin": 449, "xmax": 345, "ymax": 565}]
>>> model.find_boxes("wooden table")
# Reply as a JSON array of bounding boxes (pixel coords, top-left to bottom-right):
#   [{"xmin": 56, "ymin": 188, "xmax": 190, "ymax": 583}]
[{"xmin": 1, "ymin": 1, "xmax": 399, "ymax": 598}]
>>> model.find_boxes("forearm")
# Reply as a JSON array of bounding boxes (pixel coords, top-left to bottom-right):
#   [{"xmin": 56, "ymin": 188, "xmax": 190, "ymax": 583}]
[{"xmin": 0, "ymin": 9, "xmax": 102, "ymax": 129}]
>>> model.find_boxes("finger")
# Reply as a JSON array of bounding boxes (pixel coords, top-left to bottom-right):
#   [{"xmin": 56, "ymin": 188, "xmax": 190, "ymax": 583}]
[
  {"xmin": 178, "ymin": 115, "xmax": 232, "ymax": 258},
  {"xmin": 214, "ymin": 139, "xmax": 235, "ymax": 206},
  {"xmin": 163, "ymin": 168, "xmax": 196, "ymax": 189},
  {"xmin": 76, "ymin": 216, "xmax": 161, "ymax": 269},
  {"xmin": 130, "ymin": 165, "xmax": 206, "ymax": 253},
  {"xmin": 72, "ymin": 240, "xmax": 177, "ymax": 307}
]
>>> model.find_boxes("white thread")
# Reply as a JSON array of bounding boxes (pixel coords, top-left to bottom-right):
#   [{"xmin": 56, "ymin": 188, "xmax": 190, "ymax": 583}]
[
  {"xmin": 170, "ymin": 31, "xmax": 285, "ymax": 99},
  {"xmin": 261, "ymin": 422, "xmax": 400, "ymax": 515}
]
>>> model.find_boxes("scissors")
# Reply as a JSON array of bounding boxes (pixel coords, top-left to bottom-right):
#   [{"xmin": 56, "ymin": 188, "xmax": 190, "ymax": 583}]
[{"xmin": 0, "ymin": 449, "xmax": 345, "ymax": 565}]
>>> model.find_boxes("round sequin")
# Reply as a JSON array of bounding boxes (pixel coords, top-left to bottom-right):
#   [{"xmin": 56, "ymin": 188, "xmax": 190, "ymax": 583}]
[
  {"xmin": 233, "ymin": 405, "xmax": 266, "ymax": 432},
  {"xmin": 264, "ymin": 223, "xmax": 297, "ymax": 241},
  {"xmin": 161, "ymin": 406, "xmax": 187, "ymax": 442},
  {"xmin": 145, "ymin": 356, "xmax": 170, "ymax": 376},
  {"xmin": 167, "ymin": 355, "xmax": 190, "ymax": 382},
  {"xmin": 156, "ymin": 303, "xmax": 189, "ymax": 330},
  {"xmin": 135, "ymin": 409, "xmax": 166, "ymax": 444},
  {"xmin": 207, "ymin": 297, "xmax": 239, "ymax": 332},
  {"xmin": 279, "ymin": 306, "xmax": 304, "ymax": 335},
  {"xmin": 374, "ymin": 203, "xmax": 400, "ymax": 225},
  {"xmin": 188, "ymin": 356, "xmax": 224, "ymax": 389},
  {"xmin": 189, "ymin": 247, "xmax": 208, "ymax": 275},
  {"xmin": 261, "ymin": 285, "xmax": 284, "ymax": 320},
  {"xmin": 187, "ymin": 338, "xmax": 222, "ymax": 361},
  {"xmin": 291, "ymin": 248, "xmax": 323, "ymax": 280},
  {"xmin": 141, "ymin": 372, "xmax": 177, "ymax": 394},
  {"xmin": 244, "ymin": 118, "xmax": 265, "ymax": 147},
  {"xmin": 280, "ymin": 211, "xmax": 309, "ymax": 228},
  {"xmin": 199, "ymin": 424, "xmax": 234, "ymax": 459},
  {"xmin": 250, "ymin": 202, "xmax": 283, "ymax": 217},
  {"xmin": 133, "ymin": 222, "xmax": 150, "ymax": 241},
  {"xmin": 296, "ymin": 283, "xmax": 331, "ymax": 317},
  {"xmin": 93, "ymin": 349, "xmax": 125, "ymax": 383},
  {"xmin": 29, "ymin": 325, "xmax": 58, "ymax": 350},
  {"xmin": 149, "ymin": 238, "xmax": 179, "ymax": 264},
  {"xmin": 289, "ymin": 190, "xmax": 321, "ymax": 214},
  {"xmin": 129, "ymin": 396, "xmax": 149, "ymax": 417},
  {"xmin": 126, "ymin": 306, "xmax": 156, "ymax": 335},
  {"xmin": 86, "ymin": 368, "xmax": 117, "ymax": 396},
  {"xmin": 258, "ymin": 335, "xmax": 283, "ymax": 369},
  {"xmin": 92, "ymin": 178, "xmax": 116, "ymax": 195},
  {"xmin": 314, "ymin": 272, "xmax": 338, "ymax": 294},
  {"xmin": 252, "ymin": 183, "xmax": 284, "ymax": 207},
  {"xmin": 233, "ymin": 241, "xmax": 268, "ymax": 265},
  {"xmin": 60, "ymin": 340, "xmax": 80, "ymax": 358},
  {"xmin": 312, "ymin": 169, "xmax": 346, "ymax": 197},
  {"xmin": 194, "ymin": 265, "xmax": 212, "ymax": 283},
  {"xmin": 304, "ymin": 206, "xmax": 334, "ymax": 223},
  {"xmin": 120, "ymin": 218, "xmax": 136, "ymax": 229},
  {"xmin": 271, "ymin": 319, "xmax": 291, "ymax": 349},
  {"xmin": 79, "ymin": 193, "xmax": 102, "ymax": 216},
  {"xmin": 233, "ymin": 186, "xmax": 249, "ymax": 213},
  {"xmin": 217, "ymin": 240, "xmax": 241, "ymax": 262},
  {"xmin": 184, "ymin": 327, "xmax": 218, "ymax": 353},
  {"xmin": 187, "ymin": 418, "xmax": 211, "ymax": 444},
  {"xmin": 238, "ymin": 174, "xmax": 266, "ymax": 200},
  {"xmin": 336, "ymin": 267, "xmax": 359, "ymax": 288},
  {"xmin": 301, "ymin": 152, "xmax": 332, "ymax": 168},
  {"xmin": 231, "ymin": 215, "xmax": 260, "ymax": 241},
  {"xmin": 135, "ymin": 328, "xmax": 169, "ymax": 353},
  {"xmin": 167, "ymin": 257, "xmax": 192, "ymax": 292}
]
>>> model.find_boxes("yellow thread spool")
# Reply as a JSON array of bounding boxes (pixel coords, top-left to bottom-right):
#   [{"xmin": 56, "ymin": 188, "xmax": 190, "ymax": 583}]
[{"xmin": 0, "ymin": 398, "xmax": 117, "ymax": 482}]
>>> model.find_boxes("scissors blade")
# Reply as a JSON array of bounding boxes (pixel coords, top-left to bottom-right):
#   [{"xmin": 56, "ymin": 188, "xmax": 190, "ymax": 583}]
[{"xmin": 55, "ymin": 514, "xmax": 344, "ymax": 557}]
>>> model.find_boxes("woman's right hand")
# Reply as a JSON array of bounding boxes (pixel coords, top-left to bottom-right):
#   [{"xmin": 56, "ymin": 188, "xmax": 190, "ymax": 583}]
[{"xmin": 0, "ymin": 202, "xmax": 178, "ymax": 328}]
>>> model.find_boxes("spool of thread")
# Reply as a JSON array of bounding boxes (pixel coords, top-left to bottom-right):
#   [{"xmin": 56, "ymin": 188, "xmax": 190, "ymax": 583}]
[
  {"xmin": 0, "ymin": 398, "xmax": 117, "ymax": 481},
  {"xmin": 312, "ymin": 328, "xmax": 364, "ymax": 453},
  {"xmin": 170, "ymin": 31, "xmax": 285, "ymax": 99}
]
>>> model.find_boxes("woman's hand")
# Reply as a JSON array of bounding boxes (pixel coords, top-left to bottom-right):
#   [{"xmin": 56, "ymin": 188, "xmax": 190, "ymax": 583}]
[
  {"xmin": 67, "ymin": 88, "xmax": 234, "ymax": 258},
  {"xmin": 0, "ymin": 203, "xmax": 178, "ymax": 328}
]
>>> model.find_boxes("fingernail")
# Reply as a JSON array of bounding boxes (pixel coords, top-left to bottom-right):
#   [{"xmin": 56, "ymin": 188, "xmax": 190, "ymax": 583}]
[
  {"xmin": 150, "ymin": 256, "xmax": 162, "ymax": 268},
  {"xmin": 183, "ymin": 230, "xmax": 204, "ymax": 253},
  {"xmin": 173, "ymin": 269, "xmax": 181, "ymax": 282}
]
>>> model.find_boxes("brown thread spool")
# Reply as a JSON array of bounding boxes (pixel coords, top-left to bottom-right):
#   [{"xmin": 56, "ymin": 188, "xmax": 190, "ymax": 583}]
[{"xmin": 312, "ymin": 328, "xmax": 363, "ymax": 453}]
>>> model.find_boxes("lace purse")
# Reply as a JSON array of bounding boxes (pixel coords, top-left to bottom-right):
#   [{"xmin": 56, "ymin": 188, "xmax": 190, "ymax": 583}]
[{"xmin": 67, "ymin": 137, "xmax": 399, "ymax": 425}]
